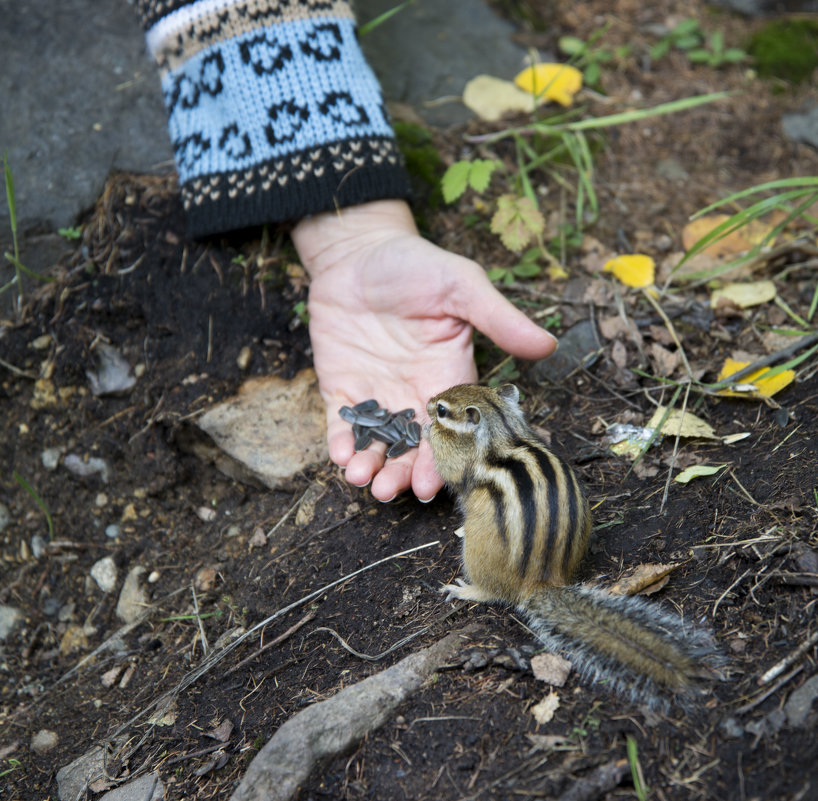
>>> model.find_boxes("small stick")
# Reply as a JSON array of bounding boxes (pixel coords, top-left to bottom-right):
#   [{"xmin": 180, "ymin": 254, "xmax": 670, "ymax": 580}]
[
  {"xmin": 758, "ymin": 628, "xmax": 818, "ymax": 685},
  {"xmin": 191, "ymin": 582, "xmax": 209, "ymax": 658},
  {"xmin": 225, "ymin": 609, "xmax": 316, "ymax": 676},
  {"xmin": 735, "ymin": 664, "xmax": 804, "ymax": 714}
]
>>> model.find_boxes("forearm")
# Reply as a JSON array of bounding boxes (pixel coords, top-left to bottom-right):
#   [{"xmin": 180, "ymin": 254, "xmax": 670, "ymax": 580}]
[{"xmin": 136, "ymin": 0, "xmax": 411, "ymax": 236}]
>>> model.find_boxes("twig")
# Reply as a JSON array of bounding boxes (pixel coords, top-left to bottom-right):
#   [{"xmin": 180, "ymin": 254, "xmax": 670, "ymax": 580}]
[
  {"xmin": 735, "ymin": 664, "xmax": 804, "ymax": 714},
  {"xmin": 659, "ymin": 381, "xmax": 691, "ymax": 514},
  {"xmin": 0, "ymin": 356, "xmax": 37, "ymax": 379},
  {"xmin": 758, "ymin": 628, "xmax": 818, "ymax": 685},
  {"xmin": 641, "ymin": 289, "xmax": 694, "ymax": 380},
  {"xmin": 191, "ymin": 582, "xmax": 209, "ymax": 658},
  {"xmin": 712, "ymin": 567, "xmax": 752, "ymax": 619},
  {"xmin": 224, "ymin": 609, "xmax": 316, "ymax": 676},
  {"xmin": 109, "ymin": 540, "xmax": 441, "ymax": 740}
]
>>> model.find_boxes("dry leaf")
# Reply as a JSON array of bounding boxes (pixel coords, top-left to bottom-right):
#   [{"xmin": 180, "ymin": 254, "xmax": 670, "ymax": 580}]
[
  {"xmin": 647, "ymin": 406, "xmax": 719, "ymax": 439},
  {"xmin": 674, "ymin": 464, "xmax": 727, "ymax": 484},
  {"xmin": 514, "ymin": 63, "xmax": 582, "ymax": 107},
  {"xmin": 717, "ymin": 358, "xmax": 795, "ymax": 399},
  {"xmin": 609, "ymin": 563, "xmax": 678, "ymax": 596},
  {"xmin": 462, "ymin": 74, "xmax": 536, "ymax": 121},
  {"xmin": 649, "ymin": 342, "xmax": 681, "ymax": 377},
  {"xmin": 604, "ymin": 254, "xmax": 655, "ymax": 288},
  {"xmin": 682, "ymin": 215, "xmax": 777, "ymax": 258},
  {"xmin": 710, "ymin": 280, "xmax": 777, "ymax": 309},
  {"xmin": 546, "ymin": 263, "xmax": 569, "ymax": 280},
  {"xmin": 531, "ymin": 653, "xmax": 572, "ymax": 686},
  {"xmin": 526, "ymin": 733, "xmax": 573, "ymax": 751},
  {"xmin": 531, "ymin": 690, "xmax": 560, "ymax": 724}
]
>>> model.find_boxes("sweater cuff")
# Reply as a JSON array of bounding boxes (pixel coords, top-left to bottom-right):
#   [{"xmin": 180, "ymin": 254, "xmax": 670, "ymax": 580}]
[{"xmin": 141, "ymin": 1, "xmax": 411, "ymax": 236}]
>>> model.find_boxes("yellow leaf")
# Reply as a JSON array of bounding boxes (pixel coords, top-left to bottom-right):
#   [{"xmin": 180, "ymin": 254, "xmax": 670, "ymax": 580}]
[
  {"xmin": 463, "ymin": 75, "xmax": 537, "ymax": 122},
  {"xmin": 682, "ymin": 214, "xmax": 777, "ymax": 259},
  {"xmin": 647, "ymin": 406, "xmax": 719, "ymax": 439},
  {"xmin": 717, "ymin": 357, "xmax": 795, "ymax": 399},
  {"xmin": 710, "ymin": 280, "xmax": 777, "ymax": 309},
  {"xmin": 603, "ymin": 254, "xmax": 655, "ymax": 288},
  {"xmin": 674, "ymin": 464, "xmax": 727, "ymax": 484},
  {"xmin": 514, "ymin": 63, "xmax": 583, "ymax": 107},
  {"xmin": 546, "ymin": 263, "xmax": 569, "ymax": 280}
]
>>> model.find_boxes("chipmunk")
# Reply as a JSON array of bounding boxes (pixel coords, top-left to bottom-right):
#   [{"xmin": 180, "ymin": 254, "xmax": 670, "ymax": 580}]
[{"xmin": 426, "ymin": 383, "xmax": 720, "ymax": 707}]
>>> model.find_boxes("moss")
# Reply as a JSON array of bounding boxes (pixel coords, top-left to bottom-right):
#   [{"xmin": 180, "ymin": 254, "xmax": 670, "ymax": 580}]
[
  {"xmin": 748, "ymin": 19, "xmax": 818, "ymax": 84},
  {"xmin": 393, "ymin": 121, "xmax": 444, "ymax": 221}
]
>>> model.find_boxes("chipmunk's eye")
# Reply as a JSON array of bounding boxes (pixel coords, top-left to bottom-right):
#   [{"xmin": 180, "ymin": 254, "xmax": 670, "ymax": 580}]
[{"xmin": 436, "ymin": 403, "xmax": 447, "ymax": 419}]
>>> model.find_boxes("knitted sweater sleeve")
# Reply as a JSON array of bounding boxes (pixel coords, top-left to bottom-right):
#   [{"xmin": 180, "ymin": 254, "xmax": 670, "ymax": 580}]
[{"xmin": 135, "ymin": 1, "xmax": 411, "ymax": 237}]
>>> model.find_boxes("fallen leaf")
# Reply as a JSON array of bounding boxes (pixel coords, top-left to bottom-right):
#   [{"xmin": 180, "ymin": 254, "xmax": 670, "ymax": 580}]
[
  {"xmin": 526, "ymin": 733, "xmax": 573, "ymax": 751},
  {"xmin": 674, "ymin": 464, "xmax": 727, "ymax": 484},
  {"xmin": 682, "ymin": 214, "xmax": 777, "ymax": 258},
  {"xmin": 531, "ymin": 653, "xmax": 572, "ymax": 686},
  {"xmin": 604, "ymin": 254, "xmax": 655, "ymax": 288},
  {"xmin": 710, "ymin": 280, "xmax": 777, "ymax": 309},
  {"xmin": 649, "ymin": 342, "xmax": 681, "ymax": 377},
  {"xmin": 514, "ymin": 63, "xmax": 583, "ymax": 107},
  {"xmin": 722, "ymin": 432, "xmax": 751, "ymax": 444},
  {"xmin": 609, "ymin": 563, "xmax": 679, "ymax": 596},
  {"xmin": 531, "ymin": 690, "xmax": 560, "ymax": 724},
  {"xmin": 717, "ymin": 358, "xmax": 795, "ymax": 399},
  {"xmin": 462, "ymin": 74, "xmax": 536, "ymax": 121},
  {"xmin": 647, "ymin": 406, "xmax": 719, "ymax": 439},
  {"xmin": 546, "ymin": 263, "xmax": 569, "ymax": 280},
  {"xmin": 490, "ymin": 194, "xmax": 545, "ymax": 252}
]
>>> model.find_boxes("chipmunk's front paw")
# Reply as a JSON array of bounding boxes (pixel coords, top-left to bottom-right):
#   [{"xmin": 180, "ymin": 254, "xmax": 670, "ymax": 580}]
[{"xmin": 440, "ymin": 579, "xmax": 493, "ymax": 603}]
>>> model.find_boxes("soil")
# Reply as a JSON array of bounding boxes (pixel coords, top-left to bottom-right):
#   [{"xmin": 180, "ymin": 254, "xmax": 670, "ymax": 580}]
[{"xmin": 2, "ymin": 1, "xmax": 818, "ymax": 800}]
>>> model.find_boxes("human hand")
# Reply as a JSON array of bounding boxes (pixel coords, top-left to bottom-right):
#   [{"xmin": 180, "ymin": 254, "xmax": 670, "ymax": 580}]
[{"xmin": 292, "ymin": 200, "xmax": 557, "ymax": 502}]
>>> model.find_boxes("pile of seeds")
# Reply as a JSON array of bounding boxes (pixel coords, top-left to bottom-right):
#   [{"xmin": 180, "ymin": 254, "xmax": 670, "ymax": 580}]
[{"xmin": 339, "ymin": 399, "xmax": 422, "ymax": 458}]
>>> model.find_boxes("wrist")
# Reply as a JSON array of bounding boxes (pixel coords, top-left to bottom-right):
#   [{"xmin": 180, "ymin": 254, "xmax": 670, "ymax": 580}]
[{"xmin": 292, "ymin": 199, "xmax": 418, "ymax": 279}]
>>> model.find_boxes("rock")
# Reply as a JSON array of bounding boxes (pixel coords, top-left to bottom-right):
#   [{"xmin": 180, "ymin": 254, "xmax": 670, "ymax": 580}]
[
  {"xmin": 105, "ymin": 524, "xmax": 121, "ymax": 539},
  {"xmin": 31, "ymin": 535, "xmax": 46, "ymax": 559},
  {"xmin": 782, "ymin": 105, "xmax": 818, "ymax": 150},
  {"xmin": 98, "ymin": 773, "xmax": 164, "ymax": 801},
  {"xmin": 86, "ymin": 343, "xmax": 136, "ymax": 397},
  {"xmin": 116, "ymin": 567, "xmax": 149, "ymax": 624},
  {"xmin": 56, "ymin": 745, "xmax": 109, "ymax": 801},
  {"xmin": 41, "ymin": 447, "xmax": 62, "ymax": 470},
  {"xmin": 59, "ymin": 624, "xmax": 89, "ymax": 656},
  {"xmin": 0, "ymin": 502, "xmax": 10, "ymax": 533},
  {"xmin": 784, "ymin": 674, "xmax": 818, "ymax": 728},
  {"xmin": 90, "ymin": 556, "xmax": 118, "ymax": 594},
  {"xmin": 194, "ymin": 566, "xmax": 218, "ymax": 593},
  {"xmin": 527, "ymin": 320, "xmax": 601, "ymax": 384},
  {"xmin": 0, "ymin": 605, "xmax": 23, "ymax": 641},
  {"xmin": 194, "ymin": 369, "xmax": 328, "ymax": 490},
  {"xmin": 64, "ymin": 453, "xmax": 110, "ymax": 484},
  {"xmin": 31, "ymin": 729, "xmax": 59, "ymax": 754}
]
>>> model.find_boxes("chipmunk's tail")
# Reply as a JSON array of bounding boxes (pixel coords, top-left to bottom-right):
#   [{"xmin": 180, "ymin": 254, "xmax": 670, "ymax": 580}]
[{"xmin": 520, "ymin": 585, "xmax": 722, "ymax": 708}]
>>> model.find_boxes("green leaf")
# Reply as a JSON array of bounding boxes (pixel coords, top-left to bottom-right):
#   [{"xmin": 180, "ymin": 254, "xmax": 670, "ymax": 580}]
[
  {"xmin": 490, "ymin": 194, "xmax": 545, "ymax": 253},
  {"xmin": 358, "ymin": 0, "xmax": 414, "ymax": 36},
  {"xmin": 486, "ymin": 267, "xmax": 509, "ymax": 282},
  {"xmin": 441, "ymin": 161, "xmax": 472, "ymax": 203},
  {"xmin": 676, "ymin": 34, "xmax": 702, "ymax": 50},
  {"xmin": 585, "ymin": 62, "xmax": 601, "ymax": 85},
  {"xmin": 3, "ymin": 153, "xmax": 16, "ymax": 238},
  {"xmin": 468, "ymin": 159, "xmax": 500, "ymax": 193},
  {"xmin": 512, "ymin": 261, "xmax": 541, "ymax": 278},
  {"xmin": 710, "ymin": 31, "xmax": 724, "ymax": 53},
  {"xmin": 558, "ymin": 35, "xmax": 587, "ymax": 56},
  {"xmin": 724, "ymin": 48, "xmax": 746, "ymax": 62},
  {"xmin": 687, "ymin": 49, "xmax": 712, "ymax": 63},
  {"xmin": 674, "ymin": 19, "xmax": 701, "ymax": 37},
  {"xmin": 650, "ymin": 39, "xmax": 671, "ymax": 60},
  {"xmin": 521, "ymin": 247, "xmax": 542, "ymax": 262}
]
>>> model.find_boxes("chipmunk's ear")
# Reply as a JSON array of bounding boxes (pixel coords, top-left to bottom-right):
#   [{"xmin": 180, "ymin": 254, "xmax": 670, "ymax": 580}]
[
  {"xmin": 496, "ymin": 384, "xmax": 520, "ymax": 406},
  {"xmin": 465, "ymin": 406, "xmax": 481, "ymax": 426}
]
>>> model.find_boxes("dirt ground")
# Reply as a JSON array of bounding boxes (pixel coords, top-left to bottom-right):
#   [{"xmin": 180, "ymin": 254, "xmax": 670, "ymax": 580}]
[{"xmin": 2, "ymin": 1, "xmax": 818, "ymax": 799}]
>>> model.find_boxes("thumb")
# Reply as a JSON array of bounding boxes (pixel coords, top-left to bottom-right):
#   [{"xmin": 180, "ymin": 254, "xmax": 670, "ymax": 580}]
[{"xmin": 454, "ymin": 265, "xmax": 558, "ymax": 360}]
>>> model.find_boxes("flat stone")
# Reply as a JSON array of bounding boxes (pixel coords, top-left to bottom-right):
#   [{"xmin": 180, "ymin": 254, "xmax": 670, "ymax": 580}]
[
  {"xmin": 195, "ymin": 369, "xmax": 328, "ymax": 490},
  {"xmin": 116, "ymin": 566, "xmax": 149, "ymax": 624},
  {"xmin": 782, "ymin": 105, "xmax": 818, "ymax": 150},
  {"xmin": 98, "ymin": 772, "xmax": 164, "ymax": 801},
  {"xmin": 90, "ymin": 556, "xmax": 119, "ymax": 594}
]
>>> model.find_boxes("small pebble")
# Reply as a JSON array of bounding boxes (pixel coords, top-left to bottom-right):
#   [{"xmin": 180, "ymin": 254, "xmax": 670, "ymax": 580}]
[
  {"xmin": 237, "ymin": 345, "xmax": 252, "ymax": 370},
  {"xmin": 148, "ymin": 570, "xmax": 160, "ymax": 584},
  {"xmin": 90, "ymin": 556, "xmax": 118, "ymax": 593},
  {"xmin": 105, "ymin": 524, "xmax": 121, "ymax": 539},
  {"xmin": 31, "ymin": 535, "xmax": 46, "ymax": 559},
  {"xmin": 31, "ymin": 729, "xmax": 59, "ymax": 754},
  {"xmin": 41, "ymin": 447, "xmax": 62, "ymax": 471},
  {"xmin": 0, "ymin": 502, "xmax": 10, "ymax": 533}
]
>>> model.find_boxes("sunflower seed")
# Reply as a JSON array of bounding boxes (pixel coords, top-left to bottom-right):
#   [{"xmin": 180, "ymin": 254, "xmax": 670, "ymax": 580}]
[
  {"xmin": 353, "ymin": 399, "xmax": 379, "ymax": 413},
  {"xmin": 354, "ymin": 431, "xmax": 373, "ymax": 451},
  {"xmin": 370, "ymin": 427, "xmax": 400, "ymax": 445},
  {"xmin": 395, "ymin": 408, "xmax": 415, "ymax": 420},
  {"xmin": 339, "ymin": 406, "xmax": 358, "ymax": 423},
  {"xmin": 406, "ymin": 421, "xmax": 422, "ymax": 446},
  {"xmin": 352, "ymin": 412, "xmax": 389, "ymax": 427},
  {"xmin": 386, "ymin": 439, "xmax": 409, "ymax": 458}
]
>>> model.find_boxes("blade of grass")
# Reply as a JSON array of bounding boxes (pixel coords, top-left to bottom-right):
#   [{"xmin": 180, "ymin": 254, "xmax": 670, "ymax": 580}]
[
  {"xmin": 626, "ymin": 735, "xmax": 648, "ymax": 801},
  {"xmin": 359, "ymin": 0, "xmax": 414, "ymax": 36},
  {"xmin": 692, "ymin": 177, "xmax": 818, "ymax": 217},
  {"xmin": 13, "ymin": 470, "xmax": 54, "ymax": 540}
]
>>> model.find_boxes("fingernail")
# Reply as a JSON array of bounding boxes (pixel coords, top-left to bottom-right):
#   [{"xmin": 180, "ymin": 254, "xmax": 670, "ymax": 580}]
[
  {"xmin": 417, "ymin": 494, "xmax": 437, "ymax": 504},
  {"xmin": 350, "ymin": 479, "xmax": 372, "ymax": 489},
  {"xmin": 378, "ymin": 493, "xmax": 398, "ymax": 504}
]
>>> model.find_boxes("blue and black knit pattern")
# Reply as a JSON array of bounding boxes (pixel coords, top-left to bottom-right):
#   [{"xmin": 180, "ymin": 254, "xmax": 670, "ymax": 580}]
[{"xmin": 138, "ymin": 0, "xmax": 410, "ymax": 236}]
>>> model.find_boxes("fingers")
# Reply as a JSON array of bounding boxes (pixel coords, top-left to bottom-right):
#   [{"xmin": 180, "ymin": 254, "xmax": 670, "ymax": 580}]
[
  {"xmin": 453, "ymin": 262, "xmax": 558, "ymax": 361},
  {"xmin": 411, "ymin": 441, "xmax": 443, "ymax": 501}
]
